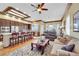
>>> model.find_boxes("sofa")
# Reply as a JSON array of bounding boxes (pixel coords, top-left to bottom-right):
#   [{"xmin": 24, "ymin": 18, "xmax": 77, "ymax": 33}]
[
  {"xmin": 50, "ymin": 36, "xmax": 79, "ymax": 56},
  {"xmin": 44, "ymin": 30, "xmax": 57, "ymax": 41}
]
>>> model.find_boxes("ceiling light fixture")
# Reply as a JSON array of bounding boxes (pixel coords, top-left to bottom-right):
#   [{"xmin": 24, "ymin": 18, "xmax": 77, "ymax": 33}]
[
  {"xmin": 37, "ymin": 8, "xmax": 41, "ymax": 12},
  {"xmin": 31, "ymin": 3, "xmax": 48, "ymax": 14}
]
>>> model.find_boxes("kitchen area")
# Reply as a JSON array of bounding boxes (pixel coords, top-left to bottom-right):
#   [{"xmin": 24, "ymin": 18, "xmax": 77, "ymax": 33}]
[{"xmin": 0, "ymin": 6, "xmax": 32, "ymax": 48}]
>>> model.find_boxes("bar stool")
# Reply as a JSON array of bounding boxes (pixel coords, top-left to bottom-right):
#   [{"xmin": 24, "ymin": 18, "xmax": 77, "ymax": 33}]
[
  {"xmin": 24, "ymin": 32, "xmax": 28, "ymax": 42},
  {"xmin": 10, "ymin": 33, "xmax": 19, "ymax": 46},
  {"xmin": 0, "ymin": 34, "xmax": 3, "ymax": 41},
  {"xmin": 28, "ymin": 33, "xmax": 33, "ymax": 40},
  {"xmin": 0, "ymin": 34, "xmax": 3, "ymax": 49},
  {"xmin": 19, "ymin": 32, "xmax": 25, "ymax": 43}
]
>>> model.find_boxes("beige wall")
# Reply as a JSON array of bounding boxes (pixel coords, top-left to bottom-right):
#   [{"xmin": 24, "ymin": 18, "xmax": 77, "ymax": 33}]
[
  {"xmin": 62, "ymin": 3, "xmax": 79, "ymax": 39},
  {"xmin": 32, "ymin": 21, "xmax": 45, "ymax": 35},
  {"xmin": 45, "ymin": 21, "xmax": 61, "ymax": 30},
  {"xmin": 32, "ymin": 21, "xmax": 61, "ymax": 35}
]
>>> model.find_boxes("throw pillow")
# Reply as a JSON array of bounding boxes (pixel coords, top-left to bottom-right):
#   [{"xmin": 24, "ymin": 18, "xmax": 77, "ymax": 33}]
[{"xmin": 61, "ymin": 44, "xmax": 75, "ymax": 52}]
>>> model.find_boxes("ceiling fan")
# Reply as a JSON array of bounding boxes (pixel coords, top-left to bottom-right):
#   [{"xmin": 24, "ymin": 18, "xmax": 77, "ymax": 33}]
[{"xmin": 31, "ymin": 3, "xmax": 48, "ymax": 14}]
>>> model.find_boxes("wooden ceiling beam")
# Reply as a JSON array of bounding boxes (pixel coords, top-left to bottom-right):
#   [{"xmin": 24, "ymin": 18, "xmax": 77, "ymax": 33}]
[{"xmin": 2, "ymin": 6, "xmax": 30, "ymax": 18}]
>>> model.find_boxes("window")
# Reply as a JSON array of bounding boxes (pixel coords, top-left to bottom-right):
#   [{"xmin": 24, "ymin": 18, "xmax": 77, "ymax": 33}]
[
  {"xmin": 32, "ymin": 24, "xmax": 39, "ymax": 32},
  {"xmin": 73, "ymin": 11, "xmax": 79, "ymax": 32}
]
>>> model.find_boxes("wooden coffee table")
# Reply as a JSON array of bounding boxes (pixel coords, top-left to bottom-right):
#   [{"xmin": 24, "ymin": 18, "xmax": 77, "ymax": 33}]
[{"xmin": 31, "ymin": 39, "xmax": 49, "ymax": 55}]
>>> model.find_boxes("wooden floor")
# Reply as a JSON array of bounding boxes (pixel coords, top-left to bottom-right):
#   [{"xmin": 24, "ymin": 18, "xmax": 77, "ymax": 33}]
[{"xmin": 0, "ymin": 39, "xmax": 33, "ymax": 56}]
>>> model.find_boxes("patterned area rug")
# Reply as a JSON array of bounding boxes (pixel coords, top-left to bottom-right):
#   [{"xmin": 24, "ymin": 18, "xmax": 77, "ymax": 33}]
[{"xmin": 6, "ymin": 41, "xmax": 53, "ymax": 56}]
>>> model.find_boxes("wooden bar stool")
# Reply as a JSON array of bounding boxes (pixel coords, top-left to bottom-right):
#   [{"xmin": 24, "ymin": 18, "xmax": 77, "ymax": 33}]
[
  {"xmin": 10, "ymin": 33, "xmax": 19, "ymax": 46},
  {"xmin": 0, "ymin": 34, "xmax": 3, "ymax": 49},
  {"xmin": 19, "ymin": 32, "xmax": 25, "ymax": 42},
  {"xmin": 0, "ymin": 34, "xmax": 3, "ymax": 41},
  {"xmin": 28, "ymin": 33, "xmax": 33, "ymax": 40},
  {"xmin": 24, "ymin": 32, "xmax": 29, "ymax": 41}
]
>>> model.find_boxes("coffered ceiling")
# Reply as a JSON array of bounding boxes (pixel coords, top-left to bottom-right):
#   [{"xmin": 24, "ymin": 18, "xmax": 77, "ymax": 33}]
[{"xmin": 0, "ymin": 3, "xmax": 67, "ymax": 22}]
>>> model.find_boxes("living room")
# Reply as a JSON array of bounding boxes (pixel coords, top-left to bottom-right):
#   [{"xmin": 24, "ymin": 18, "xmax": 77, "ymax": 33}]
[{"xmin": 0, "ymin": 3, "xmax": 79, "ymax": 56}]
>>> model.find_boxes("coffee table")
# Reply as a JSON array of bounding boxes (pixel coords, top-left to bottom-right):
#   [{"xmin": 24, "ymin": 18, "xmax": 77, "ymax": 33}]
[{"xmin": 31, "ymin": 39, "xmax": 49, "ymax": 55}]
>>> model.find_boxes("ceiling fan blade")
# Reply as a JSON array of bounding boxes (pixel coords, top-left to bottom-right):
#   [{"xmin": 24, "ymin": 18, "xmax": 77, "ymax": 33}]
[
  {"xmin": 37, "ymin": 4, "xmax": 40, "ymax": 8},
  {"xmin": 41, "ymin": 8, "xmax": 48, "ymax": 10},
  {"xmin": 31, "ymin": 4, "xmax": 36, "ymax": 8},
  {"xmin": 40, "ymin": 3, "xmax": 45, "ymax": 7},
  {"xmin": 32, "ymin": 10, "xmax": 37, "ymax": 12}
]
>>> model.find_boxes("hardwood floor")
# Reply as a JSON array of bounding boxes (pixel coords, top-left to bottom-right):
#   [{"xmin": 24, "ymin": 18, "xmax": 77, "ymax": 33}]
[{"xmin": 0, "ymin": 39, "xmax": 33, "ymax": 56}]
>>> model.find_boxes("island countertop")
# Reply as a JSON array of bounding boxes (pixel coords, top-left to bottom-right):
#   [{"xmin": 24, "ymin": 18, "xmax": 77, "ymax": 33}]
[
  {"xmin": 0, "ymin": 33, "xmax": 11, "ymax": 35},
  {"xmin": 0, "ymin": 33, "xmax": 11, "ymax": 47}
]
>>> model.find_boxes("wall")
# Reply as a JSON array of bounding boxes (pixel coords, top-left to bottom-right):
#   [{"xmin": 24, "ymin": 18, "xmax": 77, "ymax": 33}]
[
  {"xmin": 31, "ymin": 20, "xmax": 62, "ymax": 36},
  {"xmin": 62, "ymin": 3, "xmax": 79, "ymax": 39},
  {"xmin": 0, "ymin": 14, "xmax": 31, "ymax": 33},
  {"xmin": 65, "ymin": 15, "xmax": 71, "ymax": 35},
  {"xmin": 31, "ymin": 21, "xmax": 45, "ymax": 35},
  {"xmin": 45, "ymin": 21, "xmax": 61, "ymax": 30},
  {"xmin": 44, "ymin": 21, "xmax": 61, "ymax": 35}
]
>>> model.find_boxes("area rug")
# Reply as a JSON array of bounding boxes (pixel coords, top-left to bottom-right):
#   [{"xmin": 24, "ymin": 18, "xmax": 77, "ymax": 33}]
[{"xmin": 6, "ymin": 41, "xmax": 53, "ymax": 56}]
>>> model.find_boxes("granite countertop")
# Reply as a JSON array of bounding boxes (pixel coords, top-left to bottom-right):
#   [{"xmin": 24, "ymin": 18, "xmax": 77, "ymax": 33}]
[{"xmin": 0, "ymin": 33, "xmax": 11, "ymax": 35}]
